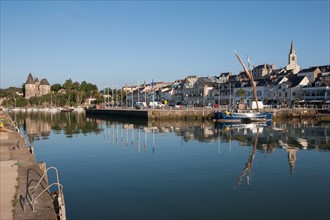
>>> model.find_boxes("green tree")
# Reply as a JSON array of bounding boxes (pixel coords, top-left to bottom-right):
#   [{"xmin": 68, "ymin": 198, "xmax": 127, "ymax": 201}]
[
  {"xmin": 71, "ymin": 82, "xmax": 80, "ymax": 91},
  {"xmin": 16, "ymin": 96, "xmax": 28, "ymax": 107},
  {"xmin": 80, "ymin": 81, "xmax": 88, "ymax": 92},
  {"xmin": 236, "ymin": 88, "xmax": 247, "ymax": 98},
  {"xmin": 51, "ymin": 83, "xmax": 62, "ymax": 92},
  {"xmin": 63, "ymin": 79, "xmax": 73, "ymax": 90}
]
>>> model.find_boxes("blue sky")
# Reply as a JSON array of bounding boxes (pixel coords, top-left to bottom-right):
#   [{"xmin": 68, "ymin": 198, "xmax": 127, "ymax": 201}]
[{"xmin": 1, "ymin": 0, "xmax": 329, "ymax": 89}]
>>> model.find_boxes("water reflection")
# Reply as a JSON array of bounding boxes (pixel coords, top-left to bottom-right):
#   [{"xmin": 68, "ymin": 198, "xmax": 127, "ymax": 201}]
[
  {"xmin": 15, "ymin": 112, "xmax": 328, "ymax": 177},
  {"xmin": 10, "ymin": 112, "xmax": 329, "ymax": 152},
  {"xmin": 10, "ymin": 111, "xmax": 330, "ymax": 175},
  {"xmin": 10, "ymin": 111, "xmax": 102, "ymax": 142},
  {"xmin": 9, "ymin": 112, "xmax": 330, "ymax": 220}
]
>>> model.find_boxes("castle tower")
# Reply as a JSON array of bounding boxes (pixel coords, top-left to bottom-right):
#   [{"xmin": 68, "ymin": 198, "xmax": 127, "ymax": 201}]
[
  {"xmin": 24, "ymin": 73, "xmax": 36, "ymax": 99},
  {"xmin": 286, "ymin": 40, "xmax": 301, "ymax": 74},
  {"xmin": 39, "ymin": 79, "xmax": 51, "ymax": 96},
  {"xmin": 34, "ymin": 77, "xmax": 40, "ymax": 96}
]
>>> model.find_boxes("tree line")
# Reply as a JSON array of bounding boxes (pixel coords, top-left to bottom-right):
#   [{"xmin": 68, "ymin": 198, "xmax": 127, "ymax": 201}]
[{"xmin": 0, "ymin": 79, "xmax": 102, "ymax": 108}]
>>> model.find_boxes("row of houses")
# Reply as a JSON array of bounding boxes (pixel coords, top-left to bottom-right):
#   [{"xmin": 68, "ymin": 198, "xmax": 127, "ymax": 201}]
[
  {"xmin": 124, "ymin": 65, "xmax": 329, "ymax": 108},
  {"xmin": 124, "ymin": 41, "xmax": 329, "ymax": 108}
]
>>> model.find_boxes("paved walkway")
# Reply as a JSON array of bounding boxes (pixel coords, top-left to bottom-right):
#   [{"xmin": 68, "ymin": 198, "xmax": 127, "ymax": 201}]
[{"xmin": 0, "ymin": 160, "xmax": 17, "ymax": 220}]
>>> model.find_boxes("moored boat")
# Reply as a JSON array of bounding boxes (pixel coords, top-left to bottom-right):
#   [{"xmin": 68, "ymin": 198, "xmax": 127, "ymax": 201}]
[
  {"xmin": 61, "ymin": 108, "xmax": 74, "ymax": 112},
  {"xmin": 214, "ymin": 51, "xmax": 272, "ymax": 123},
  {"xmin": 214, "ymin": 110, "xmax": 272, "ymax": 122}
]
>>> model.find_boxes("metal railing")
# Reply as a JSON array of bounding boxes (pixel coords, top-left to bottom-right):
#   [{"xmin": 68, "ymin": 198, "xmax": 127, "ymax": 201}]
[{"xmin": 31, "ymin": 166, "xmax": 66, "ymax": 220}]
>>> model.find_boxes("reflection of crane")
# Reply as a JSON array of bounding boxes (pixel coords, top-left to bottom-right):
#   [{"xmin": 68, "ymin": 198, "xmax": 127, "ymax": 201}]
[{"xmin": 235, "ymin": 128, "xmax": 259, "ymax": 189}]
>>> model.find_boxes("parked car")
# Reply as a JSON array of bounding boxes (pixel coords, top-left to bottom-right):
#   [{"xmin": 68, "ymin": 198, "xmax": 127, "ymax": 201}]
[
  {"xmin": 135, "ymin": 102, "xmax": 147, "ymax": 109},
  {"xmin": 149, "ymin": 102, "xmax": 165, "ymax": 109}
]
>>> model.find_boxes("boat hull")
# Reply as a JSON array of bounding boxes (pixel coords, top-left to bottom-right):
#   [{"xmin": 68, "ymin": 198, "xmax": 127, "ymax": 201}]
[{"xmin": 214, "ymin": 111, "xmax": 272, "ymax": 123}]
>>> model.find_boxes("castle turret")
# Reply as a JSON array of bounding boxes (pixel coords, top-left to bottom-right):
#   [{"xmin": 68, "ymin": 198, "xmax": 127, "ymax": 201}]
[
  {"xmin": 24, "ymin": 73, "xmax": 36, "ymax": 99},
  {"xmin": 39, "ymin": 79, "xmax": 51, "ymax": 96}
]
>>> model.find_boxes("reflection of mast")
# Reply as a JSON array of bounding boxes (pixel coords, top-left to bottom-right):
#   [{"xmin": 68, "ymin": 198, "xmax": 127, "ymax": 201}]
[
  {"xmin": 218, "ymin": 126, "xmax": 221, "ymax": 155},
  {"xmin": 104, "ymin": 122, "xmax": 107, "ymax": 143},
  {"xmin": 152, "ymin": 128, "xmax": 155, "ymax": 155},
  {"xmin": 125, "ymin": 125, "xmax": 128, "ymax": 147},
  {"xmin": 112, "ymin": 122, "xmax": 115, "ymax": 144},
  {"xmin": 121, "ymin": 124, "xmax": 123, "ymax": 143},
  {"xmin": 138, "ymin": 127, "xmax": 141, "ymax": 154},
  {"xmin": 109, "ymin": 122, "xmax": 112, "ymax": 143},
  {"xmin": 235, "ymin": 128, "xmax": 259, "ymax": 189},
  {"xmin": 116, "ymin": 123, "xmax": 118, "ymax": 144},
  {"xmin": 144, "ymin": 129, "xmax": 147, "ymax": 153},
  {"xmin": 131, "ymin": 126, "xmax": 134, "ymax": 148}
]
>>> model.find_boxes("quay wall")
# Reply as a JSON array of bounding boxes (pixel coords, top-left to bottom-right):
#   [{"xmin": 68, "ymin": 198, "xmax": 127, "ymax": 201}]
[
  {"xmin": 86, "ymin": 108, "xmax": 149, "ymax": 118},
  {"xmin": 272, "ymin": 108, "xmax": 327, "ymax": 119},
  {"xmin": 86, "ymin": 108, "xmax": 330, "ymax": 121},
  {"xmin": 86, "ymin": 108, "xmax": 215, "ymax": 121}
]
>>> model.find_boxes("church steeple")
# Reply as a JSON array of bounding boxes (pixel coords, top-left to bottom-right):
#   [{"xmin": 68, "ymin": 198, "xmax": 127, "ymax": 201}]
[
  {"xmin": 286, "ymin": 40, "xmax": 301, "ymax": 73},
  {"xmin": 290, "ymin": 40, "xmax": 295, "ymax": 54}
]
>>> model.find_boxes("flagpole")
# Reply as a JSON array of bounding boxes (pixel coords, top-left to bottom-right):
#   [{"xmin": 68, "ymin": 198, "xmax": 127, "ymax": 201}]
[
  {"xmin": 138, "ymin": 80, "xmax": 140, "ymax": 103},
  {"xmin": 144, "ymin": 80, "xmax": 147, "ymax": 104},
  {"xmin": 125, "ymin": 83, "xmax": 128, "ymax": 108},
  {"xmin": 131, "ymin": 82, "xmax": 133, "ymax": 108},
  {"xmin": 121, "ymin": 84, "xmax": 123, "ymax": 107},
  {"xmin": 152, "ymin": 79, "xmax": 155, "ymax": 103},
  {"xmin": 115, "ymin": 83, "xmax": 118, "ymax": 107}
]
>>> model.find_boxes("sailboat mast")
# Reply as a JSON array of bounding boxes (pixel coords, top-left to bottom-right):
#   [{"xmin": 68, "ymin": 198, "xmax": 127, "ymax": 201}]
[{"xmin": 234, "ymin": 51, "xmax": 259, "ymax": 111}]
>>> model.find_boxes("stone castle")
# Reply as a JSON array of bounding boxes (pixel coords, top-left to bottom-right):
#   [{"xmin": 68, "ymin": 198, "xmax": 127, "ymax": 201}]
[{"xmin": 24, "ymin": 73, "xmax": 51, "ymax": 99}]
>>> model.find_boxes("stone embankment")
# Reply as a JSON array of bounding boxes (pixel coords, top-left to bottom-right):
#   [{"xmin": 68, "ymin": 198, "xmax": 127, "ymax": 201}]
[
  {"xmin": 86, "ymin": 107, "xmax": 215, "ymax": 120},
  {"xmin": 86, "ymin": 107, "xmax": 330, "ymax": 121},
  {"xmin": 272, "ymin": 108, "xmax": 330, "ymax": 120},
  {"xmin": 0, "ymin": 111, "xmax": 57, "ymax": 220}
]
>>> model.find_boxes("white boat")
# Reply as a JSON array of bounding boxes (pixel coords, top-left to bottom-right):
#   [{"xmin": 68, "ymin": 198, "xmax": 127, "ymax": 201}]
[
  {"xmin": 48, "ymin": 108, "xmax": 59, "ymax": 113},
  {"xmin": 73, "ymin": 107, "xmax": 85, "ymax": 112}
]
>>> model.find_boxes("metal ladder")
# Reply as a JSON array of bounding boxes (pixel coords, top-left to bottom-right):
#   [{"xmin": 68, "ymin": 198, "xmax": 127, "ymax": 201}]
[{"xmin": 31, "ymin": 166, "xmax": 66, "ymax": 220}]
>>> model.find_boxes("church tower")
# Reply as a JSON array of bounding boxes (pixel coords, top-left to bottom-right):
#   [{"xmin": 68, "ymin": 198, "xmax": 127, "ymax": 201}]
[{"xmin": 286, "ymin": 40, "xmax": 301, "ymax": 73}]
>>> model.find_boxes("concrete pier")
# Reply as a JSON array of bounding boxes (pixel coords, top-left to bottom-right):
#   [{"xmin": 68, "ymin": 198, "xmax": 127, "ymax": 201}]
[{"xmin": 0, "ymin": 113, "xmax": 57, "ymax": 220}]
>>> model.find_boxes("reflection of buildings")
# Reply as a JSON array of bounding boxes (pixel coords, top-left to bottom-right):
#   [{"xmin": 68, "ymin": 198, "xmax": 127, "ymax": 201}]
[
  {"xmin": 24, "ymin": 117, "xmax": 51, "ymax": 142},
  {"xmin": 90, "ymin": 115, "xmax": 329, "ymax": 175},
  {"xmin": 12, "ymin": 111, "xmax": 93, "ymax": 143},
  {"xmin": 273, "ymin": 120, "xmax": 329, "ymax": 150},
  {"xmin": 287, "ymin": 147, "xmax": 298, "ymax": 174},
  {"xmin": 13, "ymin": 112, "xmax": 330, "ymax": 177}
]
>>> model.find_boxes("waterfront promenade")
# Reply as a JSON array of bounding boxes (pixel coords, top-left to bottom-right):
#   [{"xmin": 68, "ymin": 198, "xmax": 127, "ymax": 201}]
[{"xmin": 0, "ymin": 112, "xmax": 57, "ymax": 220}]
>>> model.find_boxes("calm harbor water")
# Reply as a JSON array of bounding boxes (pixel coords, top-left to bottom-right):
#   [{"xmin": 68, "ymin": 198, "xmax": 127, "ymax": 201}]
[{"xmin": 11, "ymin": 112, "xmax": 330, "ymax": 220}]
